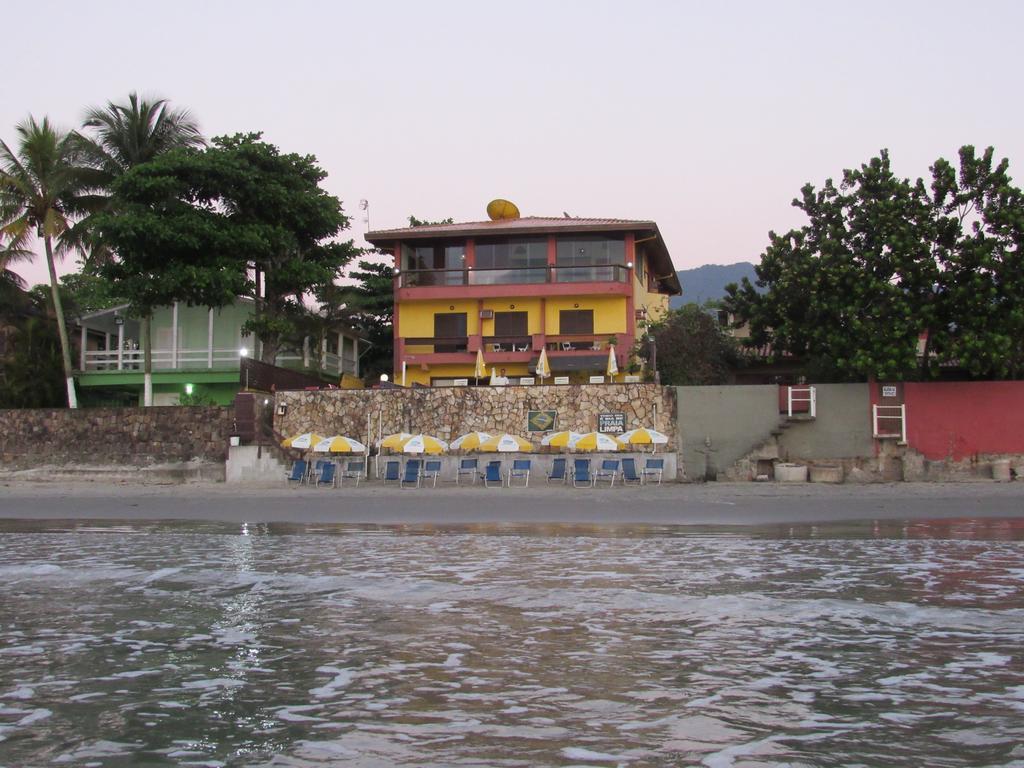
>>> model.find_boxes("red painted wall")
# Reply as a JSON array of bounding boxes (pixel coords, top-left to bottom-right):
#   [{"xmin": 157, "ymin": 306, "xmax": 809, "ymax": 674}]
[{"xmin": 904, "ymin": 381, "xmax": 1024, "ymax": 460}]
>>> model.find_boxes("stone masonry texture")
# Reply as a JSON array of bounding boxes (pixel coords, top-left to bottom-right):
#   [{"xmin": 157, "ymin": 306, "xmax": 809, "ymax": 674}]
[
  {"xmin": 275, "ymin": 384, "xmax": 677, "ymax": 448},
  {"xmin": 0, "ymin": 406, "xmax": 234, "ymax": 469}
]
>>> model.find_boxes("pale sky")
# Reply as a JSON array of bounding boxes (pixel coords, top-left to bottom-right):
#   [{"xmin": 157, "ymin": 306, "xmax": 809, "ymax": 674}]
[{"xmin": 4, "ymin": 0, "xmax": 1023, "ymax": 289}]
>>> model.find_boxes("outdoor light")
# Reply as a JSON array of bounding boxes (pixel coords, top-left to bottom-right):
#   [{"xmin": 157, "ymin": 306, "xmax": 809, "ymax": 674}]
[
  {"xmin": 627, "ymin": 261, "xmax": 634, "ymax": 268},
  {"xmin": 263, "ymin": 398, "xmax": 269, "ymax": 405},
  {"xmin": 114, "ymin": 315, "xmax": 125, "ymax": 326},
  {"xmin": 239, "ymin": 347, "xmax": 248, "ymax": 357},
  {"xmin": 380, "ymin": 373, "xmax": 389, "ymax": 382},
  {"xmin": 185, "ymin": 383, "xmax": 194, "ymax": 395}
]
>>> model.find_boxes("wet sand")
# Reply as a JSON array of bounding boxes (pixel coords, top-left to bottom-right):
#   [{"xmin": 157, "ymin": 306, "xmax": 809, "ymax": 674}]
[{"xmin": 0, "ymin": 479, "xmax": 1022, "ymax": 525}]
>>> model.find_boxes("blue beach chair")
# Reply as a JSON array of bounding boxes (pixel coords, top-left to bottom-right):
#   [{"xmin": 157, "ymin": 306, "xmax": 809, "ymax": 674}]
[
  {"xmin": 457, "ymin": 458, "xmax": 478, "ymax": 485},
  {"xmin": 642, "ymin": 458, "xmax": 665, "ymax": 485},
  {"xmin": 483, "ymin": 460, "xmax": 502, "ymax": 487},
  {"xmin": 620, "ymin": 457, "xmax": 642, "ymax": 486},
  {"xmin": 382, "ymin": 460, "xmax": 400, "ymax": 485},
  {"xmin": 315, "ymin": 461, "xmax": 337, "ymax": 488},
  {"xmin": 423, "ymin": 460, "xmax": 443, "ymax": 487},
  {"xmin": 594, "ymin": 459, "xmax": 619, "ymax": 487},
  {"xmin": 547, "ymin": 457, "xmax": 567, "ymax": 484},
  {"xmin": 508, "ymin": 459, "xmax": 531, "ymax": 487},
  {"xmin": 286, "ymin": 459, "xmax": 308, "ymax": 486},
  {"xmin": 572, "ymin": 458, "xmax": 593, "ymax": 488},
  {"xmin": 401, "ymin": 459, "xmax": 423, "ymax": 489},
  {"xmin": 341, "ymin": 460, "xmax": 364, "ymax": 486}
]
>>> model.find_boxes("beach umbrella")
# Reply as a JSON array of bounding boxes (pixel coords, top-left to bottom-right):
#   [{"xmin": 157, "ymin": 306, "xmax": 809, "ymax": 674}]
[
  {"xmin": 618, "ymin": 428, "xmax": 669, "ymax": 447},
  {"xmin": 479, "ymin": 433, "xmax": 533, "ymax": 452},
  {"xmin": 535, "ymin": 347, "xmax": 550, "ymax": 380},
  {"xmin": 399, "ymin": 434, "xmax": 449, "ymax": 454},
  {"xmin": 377, "ymin": 432, "xmax": 413, "ymax": 450},
  {"xmin": 313, "ymin": 435, "xmax": 368, "ymax": 453},
  {"xmin": 281, "ymin": 432, "xmax": 326, "ymax": 450},
  {"xmin": 541, "ymin": 430, "xmax": 584, "ymax": 448},
  {"xmin": 450, "ymin": 431, "xmax": 493, "ymax": 451},
  {"xmin": 569, "ymin": 431, "xmax": 624, "ymax": 452},
  {"xmin": 474, "ymin": 348, "xmax": 487, "ymax": 380},
  {"xmin": 606, "ymin": 344, "xmax": 619, "ymax": 379}
]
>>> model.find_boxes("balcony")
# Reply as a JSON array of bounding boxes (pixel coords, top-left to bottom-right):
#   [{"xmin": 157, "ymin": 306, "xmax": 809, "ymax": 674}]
[
  {"xmin": 80, "ymin": 348, "xmax": 357, "ymax": 376},
  {"xmin": 398, "ymin": 333, "xmax": 629, "ymax": 370},
  {"xmin": 398, "ymin": 264, "xmax": 631, "ymax": 289}
]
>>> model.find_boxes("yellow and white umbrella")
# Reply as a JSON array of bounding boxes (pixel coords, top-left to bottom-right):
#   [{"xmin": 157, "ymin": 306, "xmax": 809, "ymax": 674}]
[
  {"xmin": 313, "ymin": 435, "xmax": 368, "ymax": 453},
  {"xmin": 377, "ymin": 432, "xmax": 413, "ymax": 450},
  {"xmin": 474, "ymin": 348, "xmax": 487, "ymax": 380},
  {"xmin": 535, "ymin": 347, "xmax": 550, "ymax": 380},
  {"xmin": 606, "ymin": 345, "xmax": 619, "ymax": 379},
  {"xmin": 618, "ymin": 427, "xmax": 669, "ymax": 447},
  {"xmin": 479, "ymin": 433, "xmax": 533, "ymax": 452},
  {"xmin": 282, "ymin": 432, "xmax": 326, "ymax": 450},
  {"xmin": 450, "ymin": 431, "xmax": 493, "ymax": 451},
  {"xmin": 399, "ymin": 434, "xmax": 449, "ymax": 454},
  {"xmin": 541, "ymin": 430, "xmax": 584, "ymax": 448},
  {"xmin": 569, "ymin": 431, "xmax": 624, "ymax": 452}
]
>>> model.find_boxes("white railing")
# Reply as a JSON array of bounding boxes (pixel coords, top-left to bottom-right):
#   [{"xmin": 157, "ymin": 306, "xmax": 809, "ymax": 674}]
[
  {"xmin": 83, "ymin": 348, "xmax": 241, "ymax": 371},
  {"xmin": 873, "ymin": 404, "xmax": 907, "ymax": 443},
  {"xmin": 787, "ymin": 385, "xmax": 817, "ymax": 418}
]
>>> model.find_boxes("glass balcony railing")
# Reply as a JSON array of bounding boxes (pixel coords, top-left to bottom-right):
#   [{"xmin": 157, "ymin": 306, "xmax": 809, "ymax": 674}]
[{"xmin": 398, "ymin": 264, "xmax": 630, "ymax": 288}]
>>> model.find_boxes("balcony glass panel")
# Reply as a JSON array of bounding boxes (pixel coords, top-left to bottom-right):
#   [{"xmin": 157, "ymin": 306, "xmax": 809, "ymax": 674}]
[{"xmin": 555, "ymin": 235, "xmax": 626, "ymax": 282}]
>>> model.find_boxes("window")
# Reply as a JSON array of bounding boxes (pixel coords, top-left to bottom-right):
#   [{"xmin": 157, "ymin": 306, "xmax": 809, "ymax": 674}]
[
  {"xmin": 559, "ymin": 309, "xmax": 594, "ymax": 335},
  {"xmin": 555, "ymin": 235, "xmax": 626, "ymax": 282},
  {"xmin": 401, "ymin": 242, "xmax": 465, "ymax": 285},
  {"xmin": 473, "ymin": 238, "xmax": 547, "ymax": 284},
  {"xmin": 494, "ymin": 311, "xmax": 528, "ymax": 337},
  {"xmin": 433, "ymin": 312, "xmax": 467, "ymax": 353}
]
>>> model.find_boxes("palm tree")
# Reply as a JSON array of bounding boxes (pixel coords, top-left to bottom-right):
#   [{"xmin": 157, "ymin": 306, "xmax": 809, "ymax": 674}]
[
  {"xmin": 77, "ymin": 93, "xmax": 204, "ymax": 406},
  {"xmin": 0, "ymin": 117, "xmax": 90, "ymax": 407}
]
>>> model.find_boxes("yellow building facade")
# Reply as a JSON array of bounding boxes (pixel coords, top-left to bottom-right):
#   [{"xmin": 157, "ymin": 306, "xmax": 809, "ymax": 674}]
[{"xmin": 366, "ymin": 217, "xmax": 680, "ymax": 387}]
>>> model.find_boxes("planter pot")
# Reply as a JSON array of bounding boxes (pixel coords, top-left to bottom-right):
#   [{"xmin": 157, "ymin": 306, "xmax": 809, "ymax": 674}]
[
  {"xmin": 775, "ymin": 463, "xmax": 808, "ymax": 483},
  {"xmin": 809, "ymin": 464, "xmax": 844, "ymax": 484},
  {"xmin": 229, "ymin": 436, "xmax": 241, "ymax": 447},
  {"xmin": 991, "ymin": 459, "xmax": 1011, "ymax": 482}
]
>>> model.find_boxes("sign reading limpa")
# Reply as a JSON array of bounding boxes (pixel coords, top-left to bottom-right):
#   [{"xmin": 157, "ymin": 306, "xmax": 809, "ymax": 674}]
[{"xmin": 598, "ymin": 412, "xmax": 626, "ymax": 433}]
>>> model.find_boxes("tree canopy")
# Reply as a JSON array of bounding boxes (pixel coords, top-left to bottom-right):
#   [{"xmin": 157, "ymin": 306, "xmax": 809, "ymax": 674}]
[
  {"xmin": 96, "ymin": 133, "xmax": 359, "ymax": 363},
  {"xmin": 725, "ymin": 146, "xmax": 1024, "ymax": 380},
  {"xmin": 641, "ymin": 304, "xmax": 738, "ymax": 385}
]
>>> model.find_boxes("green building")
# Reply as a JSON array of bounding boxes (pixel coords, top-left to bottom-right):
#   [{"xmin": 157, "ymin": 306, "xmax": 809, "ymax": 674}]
[{"xmin": 74, "ymin": 299, "xmax": 365, "ymax": 406}]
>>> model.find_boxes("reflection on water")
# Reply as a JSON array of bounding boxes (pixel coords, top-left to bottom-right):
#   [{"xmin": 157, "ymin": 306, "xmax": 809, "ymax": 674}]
[{"xmin": 0, "ymin": 519, "xmax": 1022, "ymax": 767}]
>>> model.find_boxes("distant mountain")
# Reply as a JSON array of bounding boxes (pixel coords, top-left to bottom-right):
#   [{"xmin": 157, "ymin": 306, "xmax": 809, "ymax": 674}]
[{"xmin": 669, "ymin": 262, "xmax": 760, "ymax": 309}]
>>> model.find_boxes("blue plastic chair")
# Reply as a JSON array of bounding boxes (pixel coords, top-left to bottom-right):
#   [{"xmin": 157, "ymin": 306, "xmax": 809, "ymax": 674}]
[
  {"xmin": 286, "ymin": 459, "xmax": 308, "ymax": 486},
  {"xmin": 594, "ymin": 459, "xmax": 619, "ymax": 487},
  {"xmin": 401, "ymin": 459, "xmax": 423, "ymax": 489},
  {"xmin": 508, "ymin": 459, "xmax": 531, "ymax": 487},
  {"xmin": 483, "ymin": 460, "xmax": 502, "ymax": 487},
  {"xmin": 572, "ymin": 458, "xmax": 593, "ymax": 488},
  {"xmin": 621, "ymin": 457, "xmax": 642, "ymax": 485},
  {"xmin": 457, "ymin": 458, "xmax": 478, "ymax": 485},
  {"xmin": 547, "ymin": 457, "xmax": 567, "ymax": 484},
  {"xmin": 423, "ymin": 459, "xmax": 443, "ymax": 487},
  {"xmin": 642, "ymin": 458, "xmax": 665, "ymax": 485},
  {"xmin": 341, "ymin": 460, "xmax": 364, "ymax": 486},
  {"xmin": 315, "ymin": 461, "xmax": 337, "ymax": 488},
  {"xmin": 382, "ymin": 460, "xmax": 400, "ymax": 485}
]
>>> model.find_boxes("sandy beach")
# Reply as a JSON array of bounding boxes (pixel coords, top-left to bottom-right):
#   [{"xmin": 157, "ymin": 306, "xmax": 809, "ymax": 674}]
[{"xmin": 1, "ymin": 478, "xmax": 1022, "ymax": 525}]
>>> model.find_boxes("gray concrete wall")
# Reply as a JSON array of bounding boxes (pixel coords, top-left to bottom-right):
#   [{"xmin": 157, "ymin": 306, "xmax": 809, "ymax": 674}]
[
  {"xmin": 777, "ymin": 383, "xmax": 874, "ymax": 460},
  {"xmin": 676, "ymin": 385, "xmax": 780, "ymax": 479}
]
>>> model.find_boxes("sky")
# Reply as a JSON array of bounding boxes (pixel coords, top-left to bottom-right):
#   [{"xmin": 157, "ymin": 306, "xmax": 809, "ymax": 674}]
[{"xmin": 4, "ymin": 0, "xmax": 1024, "ymax": 289}]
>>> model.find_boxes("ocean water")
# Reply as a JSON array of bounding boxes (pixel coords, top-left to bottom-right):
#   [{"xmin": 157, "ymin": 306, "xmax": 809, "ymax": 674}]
[{"xmin": 0, "ymin": 519, "xmax": 1022, "ymax": 767}]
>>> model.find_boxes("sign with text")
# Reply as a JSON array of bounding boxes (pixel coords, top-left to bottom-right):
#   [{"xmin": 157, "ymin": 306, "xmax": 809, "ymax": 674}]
[
  {"xmin": 527, "ymin": 410, "xmax": 557, "ymax": 432},
  {"xmin": 598, "ymin": 412, "xmax": 626, "ymax": 433},
  {"xmin": 881, "ymin": 385, "xmax": 898, "ymax": 398}
]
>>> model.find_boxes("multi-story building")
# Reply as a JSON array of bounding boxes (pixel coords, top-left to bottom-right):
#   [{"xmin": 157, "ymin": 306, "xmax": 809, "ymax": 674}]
[
  {"xmin": 366, "ymin": 215, "xmax": 681, "ymax": 386},
  {"xmin": 73, "ymin": 298, "xmax": 365, "ymax": 405}
]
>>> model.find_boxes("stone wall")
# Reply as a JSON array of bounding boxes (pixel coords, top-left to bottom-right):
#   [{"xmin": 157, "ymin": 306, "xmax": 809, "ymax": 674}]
[
  {"xmin": 275, "ymin": 384, "xmax": 676, "ymax": 448},
  {"xmin": 0, "ymin": 406, "xmax": 234, "ymax": 469}
]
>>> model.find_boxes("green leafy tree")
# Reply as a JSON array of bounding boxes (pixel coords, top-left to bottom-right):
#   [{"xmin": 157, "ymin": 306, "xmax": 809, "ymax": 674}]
[
  {"xmin": 0, "ymin": 117, "xmax": 92, "ymax": 407},
  {"xmin": 77, "ymin": 93, "xmax": 205, "ymax": 405},
  {"xmin": 640, "ymin": 304, "xmax": 738, "ymax": 385},
  {"xmin": 408, "ymin": 215, "xmax": 454, "ymax": 227},
  {"xmin": 321, "ymin": 259, "xmax": 394, "ymax": 382},
  {"xmin": 96, "ymin": 133, "xmax": 358, "ymax": 365},
  {"xmin": 0, "ymin": 289, "xmax": 65, "ymax": 409},
  {"xmin": 727, "ymin": 146, "xmax": 1024, "ymax": 381}
]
